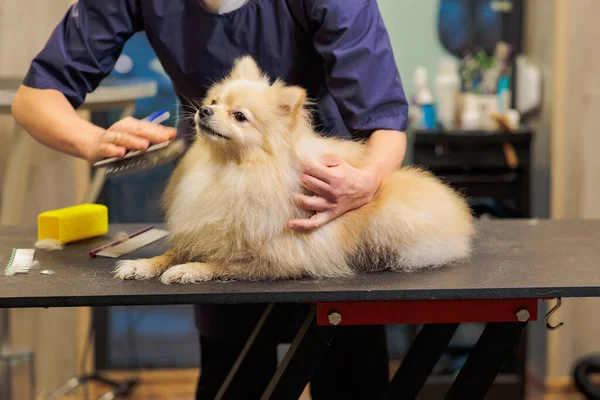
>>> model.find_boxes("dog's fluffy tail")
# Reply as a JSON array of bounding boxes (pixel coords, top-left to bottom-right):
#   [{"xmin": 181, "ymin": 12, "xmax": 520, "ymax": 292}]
[{"xmin": 354, "ymin": 167, "xmax": 475, "ymax": 271}]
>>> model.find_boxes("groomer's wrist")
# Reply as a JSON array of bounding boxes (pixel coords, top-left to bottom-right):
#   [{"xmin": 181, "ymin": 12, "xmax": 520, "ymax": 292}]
[
  {"xmin": 76, "ymin": 124, "xmax": 106, "ymax": 162},
  {"xmin": 355, "ymin": 163, "xmax": 384, "ymax": 205},
  {"xmin": 362, "ymin": 162, "xmax": 384, "ymax": 189}
]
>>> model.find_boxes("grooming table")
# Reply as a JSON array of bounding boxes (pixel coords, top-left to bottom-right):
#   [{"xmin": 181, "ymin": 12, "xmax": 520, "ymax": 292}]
[{"xmin": 1, "ymin": 219, "xmax": 600, "ymax": 400}]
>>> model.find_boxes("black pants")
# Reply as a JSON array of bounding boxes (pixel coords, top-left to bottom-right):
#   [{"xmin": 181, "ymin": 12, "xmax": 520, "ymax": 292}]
[{"xmin": 194, "ymin": 303, "xmax": 389, "ymax": 399}]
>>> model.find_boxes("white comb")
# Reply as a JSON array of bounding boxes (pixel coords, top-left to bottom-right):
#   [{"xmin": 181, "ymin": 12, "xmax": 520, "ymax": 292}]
[{"xmin": 4, "ymin": 248, "xmax": 35, "ymax": 276}]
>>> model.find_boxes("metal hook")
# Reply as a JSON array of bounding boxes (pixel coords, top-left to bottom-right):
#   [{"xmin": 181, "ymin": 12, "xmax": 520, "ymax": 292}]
[{"xmin": 544, "ymin": 297, "xmax": 564, "ymax": 330}]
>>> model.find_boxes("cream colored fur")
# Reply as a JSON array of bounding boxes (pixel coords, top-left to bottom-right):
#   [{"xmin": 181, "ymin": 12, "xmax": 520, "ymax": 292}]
[{"xmin": 114, "ymin": 56, "xmax": 475, "ymax": 284}]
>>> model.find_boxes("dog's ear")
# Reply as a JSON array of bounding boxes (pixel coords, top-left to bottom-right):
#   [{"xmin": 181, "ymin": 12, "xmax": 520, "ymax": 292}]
[
  {"xmin": 279, "ymin": 86, "xmax": 307, "ymax": 115},
  {"xmin": 229, "ymin": 56, "xmax": 264, "ymax": 82}
]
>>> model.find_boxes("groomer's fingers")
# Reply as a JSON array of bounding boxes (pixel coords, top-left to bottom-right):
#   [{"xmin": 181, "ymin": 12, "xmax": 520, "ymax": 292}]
[
  {"xmin": 118, "ymin": 116, "xmax": 176, "ymax": 142},
  {"xmin": 102, "ymin": 130, "xmax": 150, "ymax": 151},
  {"xmin": 302, "ymin": 160, "xmax": 335, "ymax": 184},
  {"xmin": 301, "ymin": 174, "xmax": 335, "ymax": 201},
  {"xmin": 98, "ymin": 142, "xmax": 127, "ymax": 159},
  {"xmin": 320, "ymin": 153, "xmax": 343, "ymax": 167},
  {"xmin": 288, "ymin": 212, "xmax": 332, "ymax": 230},
  {"xmin": 111, "ymin": 116, "xmax": 177, "ymax": 143},
  {"xmin": 294, "ymin": 194, "xmax": 330, "ymax": 211}
]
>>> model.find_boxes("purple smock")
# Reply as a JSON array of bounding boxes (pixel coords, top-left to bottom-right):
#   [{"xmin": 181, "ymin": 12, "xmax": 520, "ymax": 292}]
[{"xmin": 23, "ymin": 0, "xmax": 408, "ymax": 141}]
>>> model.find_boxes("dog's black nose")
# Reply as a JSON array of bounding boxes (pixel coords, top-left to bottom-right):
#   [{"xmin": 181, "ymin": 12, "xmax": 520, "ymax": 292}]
[{"xmin": 200, "ymin": 106, "xmax": 214, "ymax": 118}]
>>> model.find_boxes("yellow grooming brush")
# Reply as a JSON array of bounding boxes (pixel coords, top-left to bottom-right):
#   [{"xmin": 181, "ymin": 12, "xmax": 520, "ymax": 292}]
[{"xmin": 37, "ymin": 204, "xmax": 108, "ymax": 245}]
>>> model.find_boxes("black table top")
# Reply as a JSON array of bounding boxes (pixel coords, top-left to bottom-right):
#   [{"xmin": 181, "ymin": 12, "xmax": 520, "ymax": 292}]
[{"xmin": 1, "ymin": 219, "xmax": 600, "ymax": 308}]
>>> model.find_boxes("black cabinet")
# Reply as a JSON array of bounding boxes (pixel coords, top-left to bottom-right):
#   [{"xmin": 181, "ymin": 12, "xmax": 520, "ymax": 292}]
[{"xmin": 413, "ymin": 128, "xmax": 533, "ymax": 218}]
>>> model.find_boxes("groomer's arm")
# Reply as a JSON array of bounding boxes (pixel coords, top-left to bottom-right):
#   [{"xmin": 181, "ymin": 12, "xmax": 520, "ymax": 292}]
[
  {"xmin": 13, "ymin": 0, "xmax": 175, "ymax": 163},
  {"xmin": 363, "ymin": 129, "xmax": 407, "ymax": 187},
  {"xmin": 289, "ymin": 0, "xmax": 409, "ymax": 230},
  {"xmin": 12, "ymin": 86, "xmax": 175, "ymax": 162}
]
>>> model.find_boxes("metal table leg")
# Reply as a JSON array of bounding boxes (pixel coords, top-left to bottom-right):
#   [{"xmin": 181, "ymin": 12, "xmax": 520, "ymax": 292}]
[
  {"xmin": 1, "ymin": 309, "xmax": 11, "ymax": 400},
  {"xmin": 29, "ymin": 352, "xmax": 35, "ymax": 400},
  {"xmin": 216, "ymin": 303, "xmax": 296, "ymax": 400},
  {"xmin": 260, "ymin": 306, "xmax": 337, "ymax": 400},
  {"xmin": 444, "ymin": 321, "xmax": 528, "ymax": 400},
  {"xmin": 0, "ymin": 345, "xmax": 36, "ymax": 400},
  {"xmin": 382, "ymin": 323, "xmax": 459, "ymax": 400}
]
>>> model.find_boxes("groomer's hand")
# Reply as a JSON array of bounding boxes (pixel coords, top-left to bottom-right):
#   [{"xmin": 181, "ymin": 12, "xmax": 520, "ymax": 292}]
[
  {"xmin": 288, "ymin": 154, "xmax": 381, "ymax": 230},
  {"xmin": 84, "ymin": 116, "xmax": 177, "ymax": 162}
]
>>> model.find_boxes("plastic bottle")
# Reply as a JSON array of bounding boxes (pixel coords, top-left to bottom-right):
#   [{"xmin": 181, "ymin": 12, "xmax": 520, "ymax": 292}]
[
  {"xmin": 409, "ymin": 67, "xmax": 428, "ymax": 129},
  {"xmin": 416, "ymin": 86, "xmax": 436, "ymax": 130},
  {"xmin": 435, "ymin": 57, "xmax": 460, "ymax": 130},
  {"xmin": 411, "ymin": 67, "xmax": 437, "ymax": 130},
  {"xmin": 461, "ymin": 94, "xmax": 480, "ymax": 130},
  {"xmin": 497, "ymin": 75, "xmax": 512, "ymax": 113}
]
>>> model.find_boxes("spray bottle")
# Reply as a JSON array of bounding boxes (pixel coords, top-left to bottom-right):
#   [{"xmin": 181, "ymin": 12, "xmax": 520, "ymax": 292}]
[{"xmin": 411, "ymin": 67, "xmax": 436, "ymax": 130}]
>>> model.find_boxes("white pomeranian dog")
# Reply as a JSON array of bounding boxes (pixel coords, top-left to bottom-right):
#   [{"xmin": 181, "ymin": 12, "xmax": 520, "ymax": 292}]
[{"xmin": 114, "ymin": 56, "xmax": 475, "ymax": 284}]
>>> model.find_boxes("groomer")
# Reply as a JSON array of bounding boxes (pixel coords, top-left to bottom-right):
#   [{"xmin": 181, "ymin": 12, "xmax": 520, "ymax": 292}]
[{"xmin": 12, "ymin": 0, "xmax": 409, "ymax": 398}]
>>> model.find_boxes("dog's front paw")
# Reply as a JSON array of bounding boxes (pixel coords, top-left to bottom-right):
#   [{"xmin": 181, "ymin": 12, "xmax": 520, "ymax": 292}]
[
  {"xmin": 160, "ymin": 263, "xmax": 214, "ymax": 284},
  {"xmin": 113, "ymin": 259, "xmax": 162, "ymax": 280}
]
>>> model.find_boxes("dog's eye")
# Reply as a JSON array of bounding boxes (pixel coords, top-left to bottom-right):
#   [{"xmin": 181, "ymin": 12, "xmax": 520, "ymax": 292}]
[
  {"xmin": 211, "ymin": 100, "xmax": 217, "ymax": 105},
  {"xmin": 234, "ymin": 112, "xmax": 247, "ymax": 122}
]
